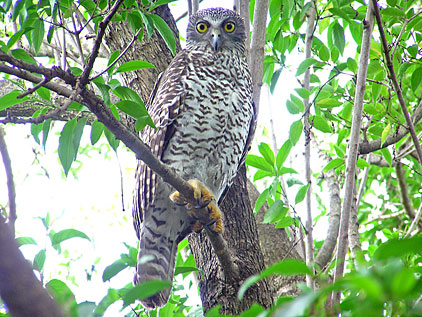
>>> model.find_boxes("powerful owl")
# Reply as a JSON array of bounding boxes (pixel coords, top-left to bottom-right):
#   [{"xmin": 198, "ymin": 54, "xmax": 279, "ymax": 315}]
[{"xmin": 133, "ymin": 7, "xmax": 256, "ymax": 308}]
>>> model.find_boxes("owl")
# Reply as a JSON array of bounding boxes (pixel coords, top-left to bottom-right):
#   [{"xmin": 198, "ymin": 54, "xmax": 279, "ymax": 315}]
[{"xmin": 132, "ymin": 7, "xmax": 256, "ymax": 308}]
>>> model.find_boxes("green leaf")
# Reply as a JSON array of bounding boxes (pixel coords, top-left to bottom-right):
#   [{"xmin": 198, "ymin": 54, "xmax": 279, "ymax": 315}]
[
  {"xmin": 90, "ymin": 121, "xmax": 104, "ymax": 145},
  {"xmin": 411, "ymin": 67, "xmax": 422, "ymax": 92},
  {"xmin": 94, "ymin": 289, "xmax": 120, "ymax": 315},
  {"xmin": 16, "ymin": 236, "xmax": 38, "ymax": 246},
  {"xmin": 135, "ymin": 115, "xmax": 155, "ymax": 132},
  {"xmin": 77, "ymin": 301, "xmax": 96, "ymax": 317},
  {"xmin": 295, "ymin": 184, "xmax": 309, "ymax": 204},
  {"xmin": 294, "ymin": 88, "xmax": 310, "ymax": 99},
  {"xmin": 32, "ymin": 18, "xmax": 44, "ymax": 54},
  {"xmin": 174, "ymin": 266, "xmax": 199, "ymax": 275},
  {"xmin": 0, "ymin": 90, "xmax": 27, "ymax": 111},
  {"xmin": 245, "ymin": 154, "xmax": 274, "ymax": 173},
  {"xmin": 382, "ymin": 7, "xmax": 406, "ymax": 17},
  {"xmin": 51, "ymin": 229, "xmax": 91, "ymax": 246},
  {"xmin": 238, "ymin": 259, "xmax": 311, "ymax": 300},
  {"xmin": 114, "ymin": 100, "xmax": 148, "ymax": 119},
  {"xmin": 254, "ymin": 188, "xmax": 269, "ymax": 213},
  {"xmin": 11, "ymin": 0, "xmax": 25, "ymax": 21},
  {"xmin": 289, "ymin": 120, "xmax": 303, "ymax": 145},
  {"xmin": 36, "ymin": 86, "xmax": 51, "ymax": 102},
  {"xmin": 273, "ymin": 292, "xmax": 319, "ymax": 317},
  {"xmin": 46, "ymin": 279, "xmax": 78, "ymax": 316},
  {"xmin": 374, "ymin": 236, "xmax": 422, "ymax": 260},
  {"xmin": 7, "ymin": 28, "xmax": 25, "ymax": 49},
  {"xmin": 332, "ymin": 22, "xmax": 345, "ymax": 55},
  {"xmin": 286, "ymin": 99, "xmax": 300, "ymax": 114},
  {"xmin": 263, "ymin": 200, "xmax": 285, "ymax": 224},
  {"xmin": 356, "ymin": 158, "xmax": 370, "ymax": 168},
  {"xmin": 58, "ymin": 119, "xmax": 77, "ymax": 176},
  {"xmin": 323, "ymin": 158, "xmax": 344, "ymax": 172},
  {"xmin": 391, "ymin": 268, "xmax": 417, "ymax": 298},
  {"xmin": 275, "ymin": 216, "xmax": 294, "ymax": 228},
  {"xmin": 103, "ymin": 260, "xmax": 129, "ymax": 282},
  {"xmin": 258, "ymin": 143, "xmax": 275, "ymax": 166},
  {"xmin": 296, "ymin": 58, "xmax": 318, "ymax": 76},
  {"xmin": 311, "ymin": 115, "xmax": 332, "ymax": 133},
  {"xmin": 122, "ymin": 281, "xmax": 172, "ymax": 307},
  {"xmin": 318, "ymin": 45, "xmax": 330, "ymax": 62},
  {"xmin": 347, "ymin": 57, "xmax": 358, "ymax": 73},
  {"xmin": 276, "ymin": 140, "xmax": 292, "ymax": 169},
  {"xmin": 72, "ymin": 118, "xmax": 87, "ymax": 160},
  {"xmin": 148, "ymin": 14, "xmax": 176, "ymax": 55},
  {"xmin": 140, "ymin": 12, "xmax": 154, "ymax": 40},
  {"xmin": 116, "ymin": 60, "xmax": 155, "ymax": 73},
  {"xmin": 380, "ymin": 148, "xmax": 392, "ymax": 166},
  {"xmin": 381, "ymin": 122, "xmax": 391, "ymax": 146},
  {"xmin": 11, "ymin": 48, "xmax": 37, "ymax": 64},
  {"xmin": 33, "ymin": 249, "xmax": 46, "ymax": 272},
  {"xmin": 316, "ymin": 98, "xmax": 342, "ymax": 109},
  {"xmin": 112, "ymin": 86, "xmax": 143, "ymax": 104},
  {"xmin": 104, "ymin": 128, "xmax": 120, "ymax": 151}
]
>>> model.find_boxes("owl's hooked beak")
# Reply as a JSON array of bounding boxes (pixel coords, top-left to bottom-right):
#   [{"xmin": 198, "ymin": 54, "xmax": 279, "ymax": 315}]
[{"xmin": 210, "ymin": 29, "xmax": 222, "ymax": 51}]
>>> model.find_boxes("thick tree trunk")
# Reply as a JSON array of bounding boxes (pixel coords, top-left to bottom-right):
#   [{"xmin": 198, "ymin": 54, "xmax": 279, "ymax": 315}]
[{"xmin": 189, "ymin": 166, "xmax": 273, "ymax": 314}]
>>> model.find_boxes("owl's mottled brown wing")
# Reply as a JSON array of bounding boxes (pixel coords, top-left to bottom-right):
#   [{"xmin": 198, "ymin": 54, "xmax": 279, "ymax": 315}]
[{"xmin": 132, "ymin": 51, "xmax": 188, "ymax": 239}]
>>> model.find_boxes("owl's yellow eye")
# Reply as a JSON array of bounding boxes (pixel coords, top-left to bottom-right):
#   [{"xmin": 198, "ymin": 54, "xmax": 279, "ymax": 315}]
[
  {"xmin": 224, "ymin": 21, "xmax": 235, "ymax": 33},
  {"xmin": 196, "ymin": 22, "xmax": 208, "ymax": 33}
]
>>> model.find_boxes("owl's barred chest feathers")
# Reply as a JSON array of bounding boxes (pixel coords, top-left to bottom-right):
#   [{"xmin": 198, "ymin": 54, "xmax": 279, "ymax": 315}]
[{"xmin": 161, "ymin": 46, "xmax": 253, "ymax": 199}]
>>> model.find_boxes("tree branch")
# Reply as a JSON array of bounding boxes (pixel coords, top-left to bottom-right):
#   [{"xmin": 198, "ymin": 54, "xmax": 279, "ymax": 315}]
[
  {"xmin": 333, "ymin": 0, "xmax": 375, "ymax": 304},
  {"xmin": 396, "ymin": 162, "xmax": 422, "ymax": 231},
  {"xmin": 314, "ymin": 152, "xmax": 341, "ymax": 270},
  {"xmin": 0, "ymin": 127, "xmax": 16, "ymax": 236},
  {"xmin": 359, "ymin": 98, "xmax": 422, "ymax": 154},
  {"xmin": 372, "ymin": 0, "xmax": 422, "ymax": 163},
  {"xmin": 303, "ymin": 1, "xmax": 317, "ymax": 289},
  {"xmin": 0, "ymin": 215, "xmax": 63, "ymax": 316},
  {"xmin": 249, "ymin": 0, "xmax": 269, "ymax": 111}
]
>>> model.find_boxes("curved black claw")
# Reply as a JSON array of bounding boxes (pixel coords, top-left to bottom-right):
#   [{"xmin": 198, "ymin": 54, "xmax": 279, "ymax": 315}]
[{"xmin": 194, "ymin": 200, "xmax": 211, "ymax": 209}]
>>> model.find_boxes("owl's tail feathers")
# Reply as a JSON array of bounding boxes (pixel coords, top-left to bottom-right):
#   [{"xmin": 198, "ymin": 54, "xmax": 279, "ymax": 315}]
[{"xmin": 134, "ymin": 234, "xmax": 178, "ymax": 309}]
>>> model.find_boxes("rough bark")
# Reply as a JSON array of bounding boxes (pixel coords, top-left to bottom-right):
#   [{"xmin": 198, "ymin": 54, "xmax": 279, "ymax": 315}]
[{"xmin": 188, "ymin": 166, "xmax": 273, "ymax": 314}]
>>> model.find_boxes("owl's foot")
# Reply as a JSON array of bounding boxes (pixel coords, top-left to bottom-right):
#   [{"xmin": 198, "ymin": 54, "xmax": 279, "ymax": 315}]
[{"xmin": 169, "ymin": 179, "xmax": 223, "ymax": 233}]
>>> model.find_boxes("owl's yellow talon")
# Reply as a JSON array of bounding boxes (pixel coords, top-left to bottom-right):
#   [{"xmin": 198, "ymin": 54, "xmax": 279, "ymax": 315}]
[
  {"xmin": 169, "ymin": 191, "xmax": 187, "ymax": 206},
  {"xmin": 169, "ymin": 179, "xmax": 223, "ymax": 233}
]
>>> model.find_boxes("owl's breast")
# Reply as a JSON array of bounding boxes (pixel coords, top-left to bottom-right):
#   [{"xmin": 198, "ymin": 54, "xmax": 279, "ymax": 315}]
[{"xmin": 161, "ymin": 53, "xmax": 253, "ymax": 199}]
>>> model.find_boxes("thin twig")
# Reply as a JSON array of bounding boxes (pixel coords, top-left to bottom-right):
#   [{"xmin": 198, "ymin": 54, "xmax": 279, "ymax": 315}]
[
  {"xmin": 17, "ymin": 77, "xmax": 51, "ymax": 99},
  {"xmin": 90, "ymin": 26, "xmax": 144, "ymax": 81},
  {"xmin": 373, "ymin": 0, "xmax": 422, "ymax": 163},
  {"xmin": 405, "ymin": 202, "xmax": 422, "ymax": 238},
  {"xmin": 359, "ymin": 98, "xmax": 422, "ymax": 154},
  {"xmin": 71, "ymin": 9, "xmax": 86, "ymax": 66},
  {"xmin": 0, "ymin": 127, "xmax": 16, "ymax": 237}
]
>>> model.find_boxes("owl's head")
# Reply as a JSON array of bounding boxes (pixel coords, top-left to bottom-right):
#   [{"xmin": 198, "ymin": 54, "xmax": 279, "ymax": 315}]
[{"xmin": 186, "ymin": 8, "xmax": 246, "ymax": 52}]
